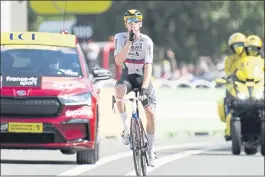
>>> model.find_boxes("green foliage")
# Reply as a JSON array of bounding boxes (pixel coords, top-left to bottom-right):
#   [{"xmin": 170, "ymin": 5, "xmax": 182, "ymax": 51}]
[
  {"xmin": 28, "ymin": 2, "xmax": 74, "ymax": 31},
  {"xmin": 28, "ymin": 1, "xmax": 264, "ymax": 63}
]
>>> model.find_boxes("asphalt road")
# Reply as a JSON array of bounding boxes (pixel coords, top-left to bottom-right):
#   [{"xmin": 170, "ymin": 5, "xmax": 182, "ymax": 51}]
[{"xmin": 1, "ymin": 136, "xmax": 264, "ymax": 176}]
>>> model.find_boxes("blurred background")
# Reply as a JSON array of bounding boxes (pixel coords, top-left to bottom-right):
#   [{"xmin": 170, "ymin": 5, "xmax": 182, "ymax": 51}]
[{"xmin": 1, "ymin": 1, "xmax": 264, "ymax": 89}]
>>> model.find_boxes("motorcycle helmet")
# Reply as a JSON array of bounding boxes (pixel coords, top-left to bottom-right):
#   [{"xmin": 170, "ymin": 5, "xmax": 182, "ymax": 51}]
[
  {"xmin": 228, "ymin": 32, "xmax": 246, "ymax": 55},
  {"xmin": 245, "ymin": 35, "xmax": 263, "ymax": 56}
]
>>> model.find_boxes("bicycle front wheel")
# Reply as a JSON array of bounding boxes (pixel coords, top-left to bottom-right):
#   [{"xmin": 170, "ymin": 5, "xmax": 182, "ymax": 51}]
[
  {"xmin": 130, "ymin": 118, "xmax": 142, "ymax": 176},
  {"xmin": 139, "ymin": 121, "xmax": 148, "ymax": 176}
]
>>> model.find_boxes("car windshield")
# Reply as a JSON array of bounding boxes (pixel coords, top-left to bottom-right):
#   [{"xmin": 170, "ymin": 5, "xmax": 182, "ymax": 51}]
[{"xmin": 1, "ymin": 45, "xmax": 83, "ymax": 77}]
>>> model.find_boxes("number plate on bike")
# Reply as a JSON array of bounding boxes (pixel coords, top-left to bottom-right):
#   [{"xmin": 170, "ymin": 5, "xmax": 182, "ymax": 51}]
[{"xmin": 8, "ymin": 122, "xmax": 43, "ymax": 133}]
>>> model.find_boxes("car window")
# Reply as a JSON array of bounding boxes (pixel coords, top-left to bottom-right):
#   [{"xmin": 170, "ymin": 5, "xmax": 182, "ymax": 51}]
[
  {"xmin": 1, "ymin": 45, "xmax": 83, "ymax": 78},
  {"xmin": 76, "ymin": 44, "xmax": 90, "ymax": 78}
]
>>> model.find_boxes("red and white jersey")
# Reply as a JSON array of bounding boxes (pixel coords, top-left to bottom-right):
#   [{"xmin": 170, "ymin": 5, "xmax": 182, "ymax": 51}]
[{"xmin": 114, "ymin": 32, "xmax": 153, "ymax": 75}]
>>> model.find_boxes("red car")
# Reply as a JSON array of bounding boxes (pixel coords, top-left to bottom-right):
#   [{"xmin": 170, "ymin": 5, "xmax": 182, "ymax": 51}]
[{"xmin": 0, "ymin": 31, "xmax": 111, "ymax": 164}]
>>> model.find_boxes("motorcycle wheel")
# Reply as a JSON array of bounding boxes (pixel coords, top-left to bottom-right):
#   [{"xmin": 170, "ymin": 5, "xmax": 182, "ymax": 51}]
[
  {"xmin": 231, "ymin": 118, "xmax": 242, "ymax": 155},
  {"xmin": 244, "ymin": 147, "xmax": 257, "ymax": 155}
]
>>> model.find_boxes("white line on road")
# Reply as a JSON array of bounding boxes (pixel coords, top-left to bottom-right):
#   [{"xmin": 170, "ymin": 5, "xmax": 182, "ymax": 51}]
[
  {"xmin": 57, "ymin": 142, "xmax": 215, "ymax": 176},
  {"xmin": 124, "ymin": 150, "xmax": 205, "ymax": 176}
]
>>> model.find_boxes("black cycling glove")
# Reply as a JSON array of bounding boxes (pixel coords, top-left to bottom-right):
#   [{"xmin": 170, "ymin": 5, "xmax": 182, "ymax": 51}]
[{"xmin": 129, "ymin": 30, "xmax": 136, "ymax": 42}]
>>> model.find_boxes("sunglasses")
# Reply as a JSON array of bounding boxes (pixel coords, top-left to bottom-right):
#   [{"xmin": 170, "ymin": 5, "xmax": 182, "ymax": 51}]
[
  {"xmin": 126, "ymin": 18, "xmax": 141, "ymax": 24},
  {"xmin": 232, "ymin": 42, "xmax": 244, "ymax": 48},
  {"xmin": 246, "ymin": 46, "xmax": 260, "ymax": 51}
]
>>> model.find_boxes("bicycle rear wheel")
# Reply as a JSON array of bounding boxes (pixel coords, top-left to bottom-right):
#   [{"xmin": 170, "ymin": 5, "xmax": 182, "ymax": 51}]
[{"xmin": 130, "ymin": 118, "xmax": 142, "ymax": 176}]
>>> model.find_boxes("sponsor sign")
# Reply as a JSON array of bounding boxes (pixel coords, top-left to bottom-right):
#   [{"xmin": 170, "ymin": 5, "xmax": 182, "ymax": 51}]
[
  {"xmin": 130, "ymin": 43, "xmax": 142, "ymax": 52},
  {"xmin": 8, "ymin": 122, "xmax": 43, "ymax": 133},
  {"xmin": 72, "ymin": 25, "xmax": 93, "ymax": 39},
  {"xmin": 2, "ymin": 75, "xmax": 42, "ymax": 87}
]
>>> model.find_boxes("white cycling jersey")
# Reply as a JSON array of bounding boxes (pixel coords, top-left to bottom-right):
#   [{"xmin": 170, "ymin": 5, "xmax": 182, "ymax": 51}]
[{"xmin": 114, "ymin": 32, "xmax": 154, "ymax": 76}]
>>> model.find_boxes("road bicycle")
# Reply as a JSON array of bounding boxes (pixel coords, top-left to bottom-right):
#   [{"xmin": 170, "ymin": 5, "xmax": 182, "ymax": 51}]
[{"xmin": 112, "ymin": 88, "xmax": 150, "ymax": 176}]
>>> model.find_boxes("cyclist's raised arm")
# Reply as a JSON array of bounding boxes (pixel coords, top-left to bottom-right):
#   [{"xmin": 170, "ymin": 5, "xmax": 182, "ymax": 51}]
[
  {"xmin": 142, "ymin": 37, "xmax": 154, "ymax": 89},
  {"xmin": 114, "ymin": 33, "xmax": 132, "ymax": 66}
]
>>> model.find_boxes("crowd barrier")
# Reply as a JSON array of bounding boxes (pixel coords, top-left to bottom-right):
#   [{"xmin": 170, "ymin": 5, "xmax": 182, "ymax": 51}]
[{"xmin": 95, "ymin": 78, "xmax": 224, "ymax": 89}]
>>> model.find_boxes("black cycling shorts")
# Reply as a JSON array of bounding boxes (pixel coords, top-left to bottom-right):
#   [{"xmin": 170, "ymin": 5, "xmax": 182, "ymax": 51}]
[{"xmin": 115, "ymin": 74, "xmax": 156, "ymax": 108}]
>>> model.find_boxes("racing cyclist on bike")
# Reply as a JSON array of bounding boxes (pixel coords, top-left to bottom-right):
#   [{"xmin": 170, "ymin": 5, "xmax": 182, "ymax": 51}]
[
  {"xmin": 113, "ymin": 9, "xmax": 157, "ymax": 166},
  {"xmin": 114, "ymin": 9, "xmax": 156, "ymax": 166},
  {"xmin": 217, "ymin": 32, "xmax": 247, "ymax": 141}
]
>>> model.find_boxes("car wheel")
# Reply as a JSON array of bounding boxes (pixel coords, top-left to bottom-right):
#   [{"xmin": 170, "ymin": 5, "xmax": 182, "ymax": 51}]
[
  {"xmin": 96, "ymin": 104, "xmax": 100, "ymax": 161},
  {"xmin": 244, "ymin": 147, "xmax": 257, "ymax": 155},
  {"xmin": 76, "ymin": 142, "xmax": 99, "ymax": 164},
  {"xmin": 231, "ymin": 118, "xmax": 242, "ymax": 155},
  {"xmin": 76, "ymin": 104, "xmax": 100, "ymax": 164},
  {"xmin": 96, "ymin": 141, "xmax": 100, "ymax": 160}
]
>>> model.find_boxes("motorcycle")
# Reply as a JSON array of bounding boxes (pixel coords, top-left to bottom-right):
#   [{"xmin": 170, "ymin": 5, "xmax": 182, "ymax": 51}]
[{"xmin": 215, "ymin": 56, "xmax": 265, "ymax": 156}]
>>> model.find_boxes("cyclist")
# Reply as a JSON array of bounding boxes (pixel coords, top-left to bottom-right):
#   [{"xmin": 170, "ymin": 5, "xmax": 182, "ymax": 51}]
[
  {"xmin": 113, "ymin": 9, "xmax": 156, "ymax": 166},
  {"xmin": 218, "ymin": 32, "xmax": 247, "ymax": 141}
]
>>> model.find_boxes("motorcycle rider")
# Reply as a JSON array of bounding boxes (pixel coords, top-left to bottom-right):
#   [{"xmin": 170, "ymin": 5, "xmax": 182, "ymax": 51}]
[
  {"xmin": 217, "ymin": 32, "xmax": 247, "ymax": 141},
  {"xmin": 113, "ymin": 9, "xmax": 157, "ymax": 166},
  {"xmin": 244, "ymin": 35, "xmax": 264, "ymax": 70}
]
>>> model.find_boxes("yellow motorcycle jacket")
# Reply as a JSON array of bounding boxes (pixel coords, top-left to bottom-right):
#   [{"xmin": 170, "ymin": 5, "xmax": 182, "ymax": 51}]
[
  {"xmin": 224, "ymin": 53, "xmax": 246, "ymax": 77},
  {"xmin": 224, "ymin": 53, "xmax": 264, "ymax": 77},
  {"xmin": 259, "ymin": 56, "xmax": 265, "ymax": 71}
]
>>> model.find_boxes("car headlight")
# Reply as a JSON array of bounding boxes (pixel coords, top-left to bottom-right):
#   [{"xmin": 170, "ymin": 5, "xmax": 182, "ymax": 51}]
[
  {"xmin": 59, "ymin": 92, "xmax": 92, "ymax": 106},
  {"xmin": 237, "ymin": 93, "xmax": 248, "ymax": 100}
]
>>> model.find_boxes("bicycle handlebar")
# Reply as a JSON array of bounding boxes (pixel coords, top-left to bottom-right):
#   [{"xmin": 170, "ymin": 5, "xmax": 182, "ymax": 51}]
[
  {"xmin": 115, "ymin": 97, "xmax": 141, "ymax": 102},
  {"xmin": 112, "ymin": 95, "xmax": 142, "ymax": 113}
]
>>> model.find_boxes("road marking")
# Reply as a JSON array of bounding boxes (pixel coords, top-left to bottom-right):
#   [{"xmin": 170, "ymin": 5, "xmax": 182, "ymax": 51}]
[
  {"xmin": 124, "ymin": 150, "xmax": 205, "ymax": 176},
  {"xmin": 57, "ymin": 142, "xmax": 215, "ymax": 176}
]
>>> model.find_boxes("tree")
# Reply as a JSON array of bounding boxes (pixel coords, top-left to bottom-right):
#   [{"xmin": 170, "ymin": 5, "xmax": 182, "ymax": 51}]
[{"xmin": 29, "ymin": 1, "xmax": 264, "ymax": 63}]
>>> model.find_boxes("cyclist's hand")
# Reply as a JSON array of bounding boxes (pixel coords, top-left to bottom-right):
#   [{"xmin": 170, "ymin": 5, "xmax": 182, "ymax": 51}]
[
  {"xmin": 129, "ymin": 30, "xmax": 136, "ymax": 42},
  {"xmin": 140, "ymin": 88, "xmax": 149, "ymax": 101}
]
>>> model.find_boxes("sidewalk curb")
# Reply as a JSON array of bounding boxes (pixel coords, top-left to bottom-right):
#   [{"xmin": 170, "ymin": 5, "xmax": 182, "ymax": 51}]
[{"xmin": 165, "ymin": 130, "xmax": 224, "ymax": 138}]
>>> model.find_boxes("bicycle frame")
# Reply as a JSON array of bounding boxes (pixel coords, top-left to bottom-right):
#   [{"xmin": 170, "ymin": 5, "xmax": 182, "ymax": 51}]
[
  {"xmin": 112, "ymin": 93, "xmax": 149, "ymax": 149},
  {"xmin": 112, "ymin": 93, "xmax": 140, "ymax": 120},
  {"xmin": 111, "ymin": 93, "xmax": 150, "ymax": 175},
  {"xmin": 131, "ymin": 91, "xmax": 140, "ymax": 121}
]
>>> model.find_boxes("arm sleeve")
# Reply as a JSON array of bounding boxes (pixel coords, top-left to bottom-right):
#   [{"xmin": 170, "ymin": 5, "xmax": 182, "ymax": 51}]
[
  {"xmin": 114, "ymin": 34, "xmax": 124, "ymax": 57},
  {"xmin": 144, "ymin": 37, "xmax": 154, "ymax": 64},
  {"xmin": 224, "ymin": 56, "xmax": 232, "ymax": 77}
]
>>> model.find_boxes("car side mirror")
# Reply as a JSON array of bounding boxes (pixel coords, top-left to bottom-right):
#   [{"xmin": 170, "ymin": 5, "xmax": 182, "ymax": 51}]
[{"xmin": 92, "ymin": 67, "xmax": 112, "ymax": 83}]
